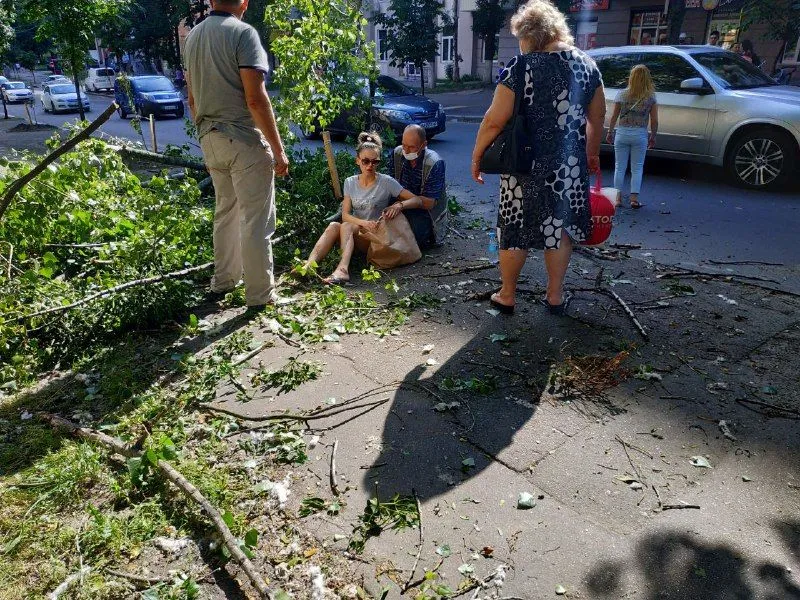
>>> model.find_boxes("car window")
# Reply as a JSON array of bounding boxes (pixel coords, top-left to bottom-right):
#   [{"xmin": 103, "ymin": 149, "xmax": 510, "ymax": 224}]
[
  {"xmin": 638, "ymin": 54, "xmax": 703, "ymax": 93},
  {"xmin": 376, "ymin": 77, "xmax": 413, "ymax": 97},
  {"xmin": 692, "ymin": 52, "xmax": 776, "ymax": 89},
  {"xmin": 96, "ymin": 69, "xmax": 115, "ymax": 77},
  {"xmin": 593, "ymin": 53, "xmax": 641, "ymax": 88},
  {"xmin": 50, "ymin": 85, "xmax": 74, "ymax": 94},
  {"xmin": 134, "ymin": 77, "xmax": 175, "ymax": 92},
  {"xmin": 8, "ymin": 83, "xmax": 25, "ymax": 89}
]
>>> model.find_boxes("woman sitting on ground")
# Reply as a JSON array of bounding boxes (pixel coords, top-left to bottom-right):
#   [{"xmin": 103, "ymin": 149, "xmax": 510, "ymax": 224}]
[{"xmin": 306, "ymin": 132, "xmax": 426, "ymax": 284}]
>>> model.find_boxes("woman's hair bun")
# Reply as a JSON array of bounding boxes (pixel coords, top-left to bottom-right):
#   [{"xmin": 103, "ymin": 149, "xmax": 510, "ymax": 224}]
[{"xmin": 357, "ymin": 131, "xmax": 383, "ymax": 149}]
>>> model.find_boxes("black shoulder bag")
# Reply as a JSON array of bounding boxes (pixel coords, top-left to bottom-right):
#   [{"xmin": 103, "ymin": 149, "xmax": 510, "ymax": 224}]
[{"xmin": 479, "ymin": 58, "xmax": 535, "ymax": 175}]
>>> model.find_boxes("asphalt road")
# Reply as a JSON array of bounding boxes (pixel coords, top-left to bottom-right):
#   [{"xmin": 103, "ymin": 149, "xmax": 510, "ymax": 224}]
[{"xmin": 5, "ymin": 90, "xmax": 799, "ymax": 267}]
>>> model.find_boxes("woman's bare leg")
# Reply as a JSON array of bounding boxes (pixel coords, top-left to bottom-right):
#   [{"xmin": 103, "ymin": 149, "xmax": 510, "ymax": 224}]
[
  {"xmin": 327, "ymin": 222, "xmax": 359, "ymax": 281},
  {"xmin": 307, "ymin": 222, "xmax": 341, "ymax": 267},
  {"xmin": 544, "ymin": 233, "xmax": 573, "ymax": 306},
  {"xmin": 492, "ymin": 248, "xmax": 528, "ymax": 307}
]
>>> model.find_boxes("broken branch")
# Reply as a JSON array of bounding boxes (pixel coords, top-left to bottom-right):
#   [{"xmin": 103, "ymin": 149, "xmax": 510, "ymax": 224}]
[
  {"xmin": 401, "ymin": 490, "xmax": 424, "ymax": 594},
  {"xmin": 660, "ymin": 503, "xmax": 701, "ymax": 511},
  {"xmin": 329, "ymin": 439, "xmax": 340, "ymax": 497},
  {"xmin": 15, "ymin": 262, "xmax": 213, "ymax": 322},
  {"xmin": 600, "ymin": 288, "xmax": 648, "ymax": 339},
  {"xmin": 39, "ymin": 413, "xmax": 274, "ymax": 599},
  {"xmin": 0, "ymin": 103, "xmax": 118, "ymax": 222}
]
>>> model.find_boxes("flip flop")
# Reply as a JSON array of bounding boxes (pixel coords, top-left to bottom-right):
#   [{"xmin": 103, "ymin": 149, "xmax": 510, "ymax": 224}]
[
  {"xmin": 490, "ymin": 293, "xmax": 515, "ymax": 315},
  {"xmin": 323, "ymin": 275, "xmax": 350, "ymax": 286},
  {"xmin": 630, "ymin": 201, "xmax": 643, "ymax": 209},
  {"xmin": 542, "ymin": 292, "xmax": 573, "ymax": 316}
]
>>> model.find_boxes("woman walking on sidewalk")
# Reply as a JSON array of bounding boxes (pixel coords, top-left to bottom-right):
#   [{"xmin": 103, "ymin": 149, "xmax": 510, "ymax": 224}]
[
  {"xmin": 470, "ymin": 0, "xmax": 606, "ymax": 316},
  {"xmin": 607, "ymin": 64, "xmax": 658, "ymax": 209}
]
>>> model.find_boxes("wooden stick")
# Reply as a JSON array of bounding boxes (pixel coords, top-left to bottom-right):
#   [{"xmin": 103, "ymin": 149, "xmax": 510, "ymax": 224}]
[
  {"xmin": 660, "ymin": 503, "xmax": 700, "ymax": 511},
  {"xmin": 401, "ymin": 490, "xmax": 424, "ymax": 593},
  {"xmin": 39, "ymin": 413, "xmax": 274, "ymax": 599},
  {"xmin": 329, "ymin": 439, "xmax": 340, "ymax": 497},
  {"xmin": 107, "ymin": 143, "xmax": 207, "ymax": 171},
  {"xmin": 14, "ymin": 262, "xmax": 213, "ymax": 322},
  {"xmin": 736, "ymin": 397, "xmax": 800, "ymax": 418},
  {"xmin": 149, "ymin": 114, "xmax": 157, "ymax": 154},
  {"xmin": 321, "ymin": 131, "xmax": 342, "ymax": 199},
  {"xmin": 601, "ymin": 288, "xmax": 648, "ymax": 339},
  {"xmin": 0, "ymin": 102, "xmax": 118, "ymax": 221}
]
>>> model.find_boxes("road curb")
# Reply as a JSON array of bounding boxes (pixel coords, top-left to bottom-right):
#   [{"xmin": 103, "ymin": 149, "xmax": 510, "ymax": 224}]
[{"xmin": 446, "ymin": 115, "xmax": 484, "ymax": 123}]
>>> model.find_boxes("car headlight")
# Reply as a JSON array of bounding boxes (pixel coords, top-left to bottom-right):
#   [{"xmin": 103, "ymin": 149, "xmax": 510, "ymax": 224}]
[{"xmin": 377, "ymin": 108, "xmax": 411, "ymax": 122}]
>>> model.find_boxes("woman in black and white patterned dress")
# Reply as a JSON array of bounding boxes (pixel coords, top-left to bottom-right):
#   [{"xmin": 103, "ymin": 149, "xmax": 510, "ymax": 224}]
[{"xmin": 470, "ymin": 0, "xmax": 606, "ymax": 315}]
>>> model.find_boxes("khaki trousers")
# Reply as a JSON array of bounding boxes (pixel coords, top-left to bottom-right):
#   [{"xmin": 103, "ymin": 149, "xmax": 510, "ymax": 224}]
[{"xmin": 200, "ymin": 130, "xmax": 276, "ymax": 306}]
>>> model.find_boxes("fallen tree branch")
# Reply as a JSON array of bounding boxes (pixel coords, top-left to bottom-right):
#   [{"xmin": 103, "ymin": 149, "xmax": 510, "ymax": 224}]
[
  {"xmin": 15, "ymin": 262, "xmax": 213, "ymax": 322},
  {"xmin": 705, "ymin": 259, "xmax": 784, "ymax": 267},
  {"xmin": 600, "ymin": 288, "xmax": 648, "ymax": 339},
  {"xmin": 0, "ymin": 103, "xmax": 118, "ymax": 222},
  {"xmin": 424, "ymin": 263, "xmax": 497, "ymax": 278},
  {"xmin": 401, "ymin": 490, "xmax": 424, "ymax": 594},
  {"xmin": 660, "ymin": 503, "xmax": 701, "ymax": 511},
  {"xmin": 49, "ymin": 566, "xmax": 91, "ymax": 600},
  {"xmin": 108, "ymin": 143, "xmax": 207, "ymax": 172},
  {"xmin": 329, "ymin": 439, "xmax": 340, "ymax": 497},
  {"xmin": 39, "ymin": 413, "xmax": 274, "ymax": 599},
  {"xmin": 736, "ymin": 397, "xmax": 800, "ymax": 419}
]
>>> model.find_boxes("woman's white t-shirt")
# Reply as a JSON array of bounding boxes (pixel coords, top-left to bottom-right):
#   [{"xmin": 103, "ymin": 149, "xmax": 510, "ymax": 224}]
[{"xmin": 344, "ymin": 173, "xmax": 404, "ymax": 221}]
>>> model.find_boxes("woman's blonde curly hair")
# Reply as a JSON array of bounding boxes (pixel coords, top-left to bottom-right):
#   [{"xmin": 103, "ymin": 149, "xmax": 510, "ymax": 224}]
[{"xmin": 510, "ymin": 0, "xmax": 574, "ymax": 51}]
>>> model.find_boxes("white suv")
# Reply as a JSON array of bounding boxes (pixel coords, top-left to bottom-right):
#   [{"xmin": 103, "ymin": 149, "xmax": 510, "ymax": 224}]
[
  {"xmin": 84, "ymin": 67, "xmax": 116, "ymax": 92},
  {"xmin": 589, "ymin": 46, "xmax": 800, "ymax": 190}
]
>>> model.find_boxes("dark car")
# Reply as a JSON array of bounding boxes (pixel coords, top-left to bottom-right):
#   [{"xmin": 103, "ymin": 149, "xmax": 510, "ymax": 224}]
[
  {"xmin": 307, "ymin": 75, "xmax": 446, "ymax": 139},
  {"xmin": 114, "ymin": 75, "xmax": 184, "ymax": 119}
]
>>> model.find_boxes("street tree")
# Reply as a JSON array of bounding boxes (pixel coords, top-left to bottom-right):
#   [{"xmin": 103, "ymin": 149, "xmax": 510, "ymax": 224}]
[
  {"xmin": 266, "ymin": 0, "xmax": 377, "ymax": 135},
  {"xmin": 25, "ymin": 0, "xmax": 127, "ymax": 120},
  {"xmin": 373, "ymin": 0, "xmax": 449, "ymax": 95},
  {"xmin": 743, "ymin": 0, "xmax": 800, "ymax": 70},
  {"xmin": 472, "ymin": 0, "xmax": 506, "ymax": 71},
  {"xmin": 0, "ymin": 5, "xmax": 13, "ymax": 119}
]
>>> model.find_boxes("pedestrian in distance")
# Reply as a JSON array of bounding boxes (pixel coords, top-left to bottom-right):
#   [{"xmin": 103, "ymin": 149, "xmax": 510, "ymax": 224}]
[
  {"xmin": 184, "ymin": 0, "xmax": 289, "ymax": 312},
  {"xmin": 471, "ymin": 0, "xmax": 606, "ymax": 316},
  {"xmin": 741, "ymin": 39, "xmax": 761, "ymax": 68},
  {"xmin": 304, "ymin": 132, "xmax": 425, "ymax": 285},
  {"xmin": 606, "ymin": 64, "xmax": 658, "ymax": 209},
  {"xmin": 708, "ymin": 30, "xmax": 720, "ymax": 46}
]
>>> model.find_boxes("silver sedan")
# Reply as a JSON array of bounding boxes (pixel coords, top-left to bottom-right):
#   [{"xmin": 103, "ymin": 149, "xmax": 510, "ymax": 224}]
[{"xmin": 589, "ymin": 46, "xmax": 800, "ymax": 190}]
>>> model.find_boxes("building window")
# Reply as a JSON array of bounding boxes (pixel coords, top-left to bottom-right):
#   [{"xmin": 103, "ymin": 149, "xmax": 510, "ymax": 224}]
[
  {"xmin": 575, "ymin": 19, "xmax": 597, "ymax": 50},
  {"xmin": 629, "ymin": 10, "xmax": 668, "ymax": 46},
  {"xmin": 483, "ymin": 34, "xmax": 500, "ymax": 61},
  {"xmin": 441, "ymin": 35, "xmax": 455, "ymax": 63},
  {"xmin": 377, "ymin": 29, "xmax": 389, "ymax": 62}
]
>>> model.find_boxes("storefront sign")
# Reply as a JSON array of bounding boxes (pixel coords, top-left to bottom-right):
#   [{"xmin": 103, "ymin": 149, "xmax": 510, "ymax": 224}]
[{"xmin": 570, "ymin": 0, "xmax": 610, "ymax": 13}]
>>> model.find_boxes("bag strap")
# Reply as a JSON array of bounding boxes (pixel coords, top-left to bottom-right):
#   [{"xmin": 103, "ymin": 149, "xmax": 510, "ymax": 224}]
[{"xmin": 510, "ymin": 57, "xmax": 525, "ymax": 117}]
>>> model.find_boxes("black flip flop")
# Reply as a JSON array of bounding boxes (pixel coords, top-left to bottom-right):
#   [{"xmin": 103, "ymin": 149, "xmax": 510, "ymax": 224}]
[
  {"xmin": 323, "ymin": 275, "xmax": 350, "ymax": 286},
  {"xmin": 630, "ymin": 202, "xmax": 644, "ymax": 209},
  {"xmin": 490, "ymin": 293, "xmax": 515, "ymax": 315},
  {"xmin": 542, "ymin": 292, "xmax": 573, "ymax": 316}
]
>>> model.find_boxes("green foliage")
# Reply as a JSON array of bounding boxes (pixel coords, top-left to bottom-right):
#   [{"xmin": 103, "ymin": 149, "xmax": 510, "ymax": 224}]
[
  {"xmin": 299, "ymin": 495, "xmax": 341, "ymax": 517},
  {"xmin": 349, "ymin": 492, "xmax": 419, "ymax": 553},
  {"xmin": 250, "ymin": 357, "xmax": 323, "ymax": 395},
  {"xmin": 742, "ymin": 0, "xmax": 800, "ymax": 48},
  {"xmin": 447, "ymin": 194, "xmax": 464, "ymax": 216},
  {"xmin": 472, "ymin": 0, "xmax": 507, "ymax": 62},
  {"xmin": 439, "ymin": 374, "xmax": 498, "ymax": 394},
  {"xmin": 373, "ymin": 0, "xmax": 449, "ymax": 95},
  {"xmin": 0, "ymin": 139, "xmax": 212, "ymax": 385},
  {"xmin": 266, "ymin": 0, "xmax": 378, "ymax": 133},
  {"xmin": 241, "ymin": 425, "xmax": 308, "ymax": 464}
]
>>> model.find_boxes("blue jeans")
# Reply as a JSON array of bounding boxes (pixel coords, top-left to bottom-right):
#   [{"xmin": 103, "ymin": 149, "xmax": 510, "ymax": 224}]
[{"xmin": 613, "ymin": 127, "xmax": 649, "ymax": 195}]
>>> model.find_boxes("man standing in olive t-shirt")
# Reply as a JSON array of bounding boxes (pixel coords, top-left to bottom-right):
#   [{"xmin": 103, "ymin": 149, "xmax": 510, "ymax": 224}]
[{"xmin": 184, "ymin": 0, "xmax": 288, "ymax": 309}]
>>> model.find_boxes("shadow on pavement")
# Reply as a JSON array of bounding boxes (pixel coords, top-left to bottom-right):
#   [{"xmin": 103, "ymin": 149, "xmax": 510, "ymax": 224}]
[{"xmin": 585, "ymin": 526, "xmax": 800, "ymax": 600}]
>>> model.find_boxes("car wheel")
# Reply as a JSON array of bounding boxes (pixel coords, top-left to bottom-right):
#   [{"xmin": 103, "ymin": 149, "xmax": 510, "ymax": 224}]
[
  {"xmin": 136, "ymin": 104, "xmax": 146, "ymax": 118},
  {"xmin": 42, "ymin": 100, "xmax": 49, "ymax": 113},
  {"xmin": 175, "ymin": 105, "xmax": 185, "ymax": 119},
  {"xmin": 118, "ymin": 104, "xmax": 128, "ymax": 119},
  {"xmin": 726, "ymin": 128, "xmax": 797, "ymax": 190}
]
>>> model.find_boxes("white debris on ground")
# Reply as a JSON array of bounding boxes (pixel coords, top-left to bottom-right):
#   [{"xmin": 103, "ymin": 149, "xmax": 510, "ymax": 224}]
[
  {"xmin": 308, "ymin": 565, "xmax": 327, "ymax": 600},
  {"xmin": 256, "ymin": 475, "xmax": 291, "ymax": 508},
  {"xmin": 153, "ymin": 537, "xmax": 191, "ymax": 555}
]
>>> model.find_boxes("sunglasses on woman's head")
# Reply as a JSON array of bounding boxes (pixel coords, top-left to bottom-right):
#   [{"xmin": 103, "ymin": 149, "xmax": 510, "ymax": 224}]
[{"xmin": 360, "ymin": 158, "xmax": 381, "ymax": 166}]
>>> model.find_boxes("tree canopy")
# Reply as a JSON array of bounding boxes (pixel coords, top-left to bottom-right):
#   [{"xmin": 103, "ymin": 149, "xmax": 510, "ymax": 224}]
[
  {"xmin": 373, "ymin": 0, "xmax": 448, "ymax": 95},
  {"xmin": 266, "ymin": 0, "xmax": 377, "ymax": 133}
]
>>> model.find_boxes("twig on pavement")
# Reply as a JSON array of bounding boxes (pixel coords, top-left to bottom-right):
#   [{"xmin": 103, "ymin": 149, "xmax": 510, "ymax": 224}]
[
  {"xmin": 661, "ymin": 503, "xmax": 701, "ymax": 511},
  {"xmin": 401, "ymin": 490, "xmax": 424, "ymax": 593},
  {"xmin": 329, "ymin": 439, "xmax": 340, "ymax": 497}
]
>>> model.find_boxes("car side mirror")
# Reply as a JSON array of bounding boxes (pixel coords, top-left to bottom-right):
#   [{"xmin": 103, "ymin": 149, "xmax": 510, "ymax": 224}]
[{"xmin": 680, "ymin": 77, "xmax": 709, "ymax": 93}]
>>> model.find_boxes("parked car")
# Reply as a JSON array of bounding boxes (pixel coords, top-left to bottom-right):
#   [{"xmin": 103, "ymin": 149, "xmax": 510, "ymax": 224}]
[
  {"xmin": 84, "ymin": 67, "xmax": 116, "ymax": 92},
  {"xmin": 2, "ymin": 82, "xmax": 33, "ymax": 103},
  {"xmin": 0, "ymin": 76, "xmax": 9, "ymax": 88},
  {"xmin": 114, "ymin": 75, "xmax": 184, "ymax": 119},
  {"xmin": 305, "ymin": 75, "xmax": 446, "ymax": 139},
  {"xmin": 588, "ymin": 46, "xmax": 800, "ymax": 190},
  {"xmin": 44, "ymin": 74, "xmax": 71, "ymax": 85},
  {"xmin": 41, "ymin": 83, "xmax": 91, "ymax": 114}
]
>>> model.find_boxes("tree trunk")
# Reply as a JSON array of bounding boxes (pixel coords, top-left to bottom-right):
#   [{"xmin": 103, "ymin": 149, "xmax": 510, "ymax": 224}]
[
  {"xmin": 452, "ymin": 0, "xmax": 461, "ymax": 82},
  {"xmin": 72, "ymin": 57, "xmax": 86, "ymax": 121},
  {"xmin": 667, "ymin": 0, "xmax": 687, "ymax": 44},
  {"xmin": 419, "ymin": 61, "xmax": 426, "ymax": 95}
]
